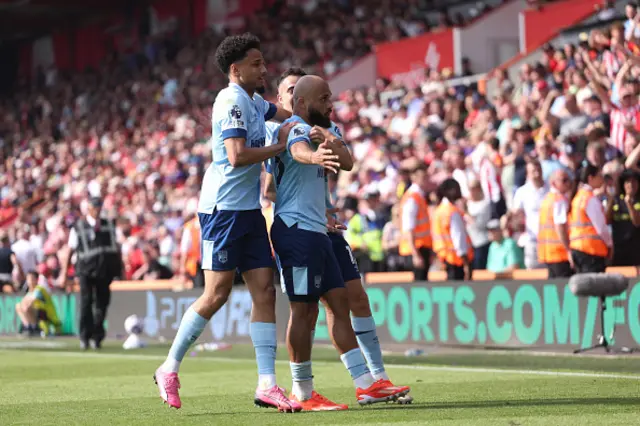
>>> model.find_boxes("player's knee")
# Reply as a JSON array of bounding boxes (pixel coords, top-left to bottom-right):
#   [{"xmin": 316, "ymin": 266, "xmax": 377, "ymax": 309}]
[
  {"xmin": 347, "ymin": 281, "xmax": 371, "ymax": 317},
  {"xmin": 323, "ymin": 288, "xmax": 351, "ymax": 321},
  {"xmin": 306, "ymin": 303, "xmax": 320, "ymax": 327},
  {"xmin": 290, "ymin": 301, "xmax": 315, "ymax": 321},
  {"xmin": 14, "ymin": 302, "xmax": 21, "ymax": 313},
  {"xmin": 202, "ymin": 282, "xmax": 232, "ymax": 308},
  {"xmin": 252, "ymin": 282, "xmax": 276, "ymax": 309}
]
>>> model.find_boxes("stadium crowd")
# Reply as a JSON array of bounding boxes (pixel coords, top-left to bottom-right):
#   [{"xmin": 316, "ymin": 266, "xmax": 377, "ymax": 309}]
[{"xmin": 0, "ymin": 0, "xmax": 638, "ymax": 293}]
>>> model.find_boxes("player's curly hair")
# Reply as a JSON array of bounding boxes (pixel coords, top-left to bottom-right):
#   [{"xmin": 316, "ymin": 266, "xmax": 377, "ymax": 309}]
[
  {"xmin": 277, "ymin": 67, "xmax": 307, "ymax": 87},
  {"xmin": 214, "ymin": 33, "xmax": 261, "ymax": 75}
]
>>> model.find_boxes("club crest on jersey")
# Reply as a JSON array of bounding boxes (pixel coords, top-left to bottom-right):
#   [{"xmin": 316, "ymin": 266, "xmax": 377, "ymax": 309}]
[
  {"xmin": 314, "ymin": 275, "xmax": 322, "ymax": 288},
  {"xmin": 293, "ymin": 127, "xmax": 305, "ymax": 137},
  {"xmin": 228, "ymin": 105, "xmax": 242, "ymax": 120},
  {"xmin": 217, "ymin": 250, "xmax": 228, "ymax": 264}
]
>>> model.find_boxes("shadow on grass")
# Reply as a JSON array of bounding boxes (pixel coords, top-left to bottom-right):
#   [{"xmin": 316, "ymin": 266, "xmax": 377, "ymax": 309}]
[
  {"xmin": 366, "ymin": 397, "xmax": 640, "ymax": 411},
  {"xmin": 184, "ymin": 397, "xmax": 640, "ymax": 417}
]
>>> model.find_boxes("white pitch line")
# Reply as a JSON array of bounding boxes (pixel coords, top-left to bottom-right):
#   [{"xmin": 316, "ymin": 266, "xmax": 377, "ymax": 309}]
[{"xmin": 2, "ymin": 349, "xmax": 640, "ymax": 381}]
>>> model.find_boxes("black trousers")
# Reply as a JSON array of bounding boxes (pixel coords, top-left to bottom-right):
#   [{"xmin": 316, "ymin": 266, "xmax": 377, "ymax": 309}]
[
  {"xmin": 547, "ymin": 261, "xmax": 574, "ymax": 278},
  {"xmin": 410, "ymin": 247, "xmax": 432, "ymax": 281},
  {"xmin": 78, "ymin": 275, "xmax": 112, "ymax": 344},
  {"xmin": 445, "ymin": 262, "xmax": 470, "ymax": 281},
  {"xmin": 191, "ymin": 264, "xmax": 205, "ymax": 288},
  {"xmin": 571, "ymin": 250, "xmax": 607, "ymax": 274},
  {"xmin": 473, "ymin": 243, "xmax": 491, "ymax": 270}
]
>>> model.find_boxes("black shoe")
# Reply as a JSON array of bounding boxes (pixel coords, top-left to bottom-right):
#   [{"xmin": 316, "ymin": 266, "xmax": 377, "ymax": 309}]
[
  {"xmin": 80, "ymin": 341, "xmax": 89, "ymax": 351},
  {"xmin": 27, "ymin": 325, "xmax": 40, "ymax": 337},
  {"xmin": 90, "ymin": 340, "xmax": 102, "ymax": 350}
]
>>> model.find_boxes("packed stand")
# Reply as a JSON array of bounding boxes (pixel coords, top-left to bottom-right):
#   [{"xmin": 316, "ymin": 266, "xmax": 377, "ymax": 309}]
[
  {"xmin": 1, "ymin": 1, "xmax": 635, "ymax": 293},
  {"xmin": 330, "ymin": 6, "xmax": 640, "ymax": 277}
]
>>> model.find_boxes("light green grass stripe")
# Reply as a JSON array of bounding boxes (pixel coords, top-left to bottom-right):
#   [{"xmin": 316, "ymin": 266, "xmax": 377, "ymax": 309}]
[{"xmin": 3, "ymin": 349, "xmax": 639, "ymax": 381}]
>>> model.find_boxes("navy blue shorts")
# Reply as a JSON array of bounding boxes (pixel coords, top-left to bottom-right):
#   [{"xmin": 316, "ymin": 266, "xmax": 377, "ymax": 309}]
[
  {"xmin": 328, "ymin": 232, "xmax": 361, "ymax": 283},
  {"xmin": 199, "ymin": 209, "xmax": 273, "ymax": 273},
  {"xmin": 271, "ymin": 216, "xmax": 344, "ymax": 303}
]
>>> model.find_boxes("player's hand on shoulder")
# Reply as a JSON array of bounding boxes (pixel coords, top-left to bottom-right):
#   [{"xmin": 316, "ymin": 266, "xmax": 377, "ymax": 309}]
[
  {"xmin": 312, "ymin": 141, "xmax": 340, "ymax": 174},
  {"xmin": 277, "ymin": 122, "xmax": 295, "ymax": 149}
]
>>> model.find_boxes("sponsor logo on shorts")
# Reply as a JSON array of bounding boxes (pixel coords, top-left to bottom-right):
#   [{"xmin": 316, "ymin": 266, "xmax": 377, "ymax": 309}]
[
  {"xmin": 314, "ymin": 275, "xmax": 322, "ymax": 288},
  {"xmin": 218, "ymin": 250, "xmax": 228, "ymax": 264}
]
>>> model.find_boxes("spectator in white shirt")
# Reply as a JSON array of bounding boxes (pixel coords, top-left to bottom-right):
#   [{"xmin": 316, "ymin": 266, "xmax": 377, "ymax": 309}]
[
  {"xmin": 512, "ymin": 159, "xmax": 549, "ymax": 269},
  {"xmin": 465, "ymin": 179, "xmax": 492, "ymax": 270},
  {"xmin": 11, "ymin": 227, "xmax": 38, "ymax": 279}
]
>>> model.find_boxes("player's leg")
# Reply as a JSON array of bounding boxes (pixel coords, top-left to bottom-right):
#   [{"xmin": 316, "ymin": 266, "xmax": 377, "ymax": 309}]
[
  {"xmin": 245, "ymin": 214, "xmax": 301, "ymax": 412},
  {"xmin": 329, "ymin": 233, "xmax": 413, "ymax": 403},
  {"xmin": 273, "ymin": 222, "xmax": 343, "ymax": 411},
  {"xmin": 283, "ymin": 272, "xmax": 346, "ymax": 411},
  {"xmin": 154, "ymin": 211, "xmax": 237, "ymax": 409},
  {"xmin": 322, "ymin": 240, "xmax": 409, "ymax": 405}
]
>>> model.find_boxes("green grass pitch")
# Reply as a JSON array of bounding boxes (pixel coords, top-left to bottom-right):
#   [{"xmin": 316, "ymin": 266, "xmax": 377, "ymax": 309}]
[{"xmin": 1, "ymin": 340, "xmax": 639, "ymax": 425}]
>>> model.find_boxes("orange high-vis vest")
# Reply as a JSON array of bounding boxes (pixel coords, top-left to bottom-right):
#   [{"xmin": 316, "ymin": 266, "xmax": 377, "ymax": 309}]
[
  {"xmin": 399, "ymin": 189, "xmax": 432, "ymax": 256},
  {"xmin": 568, "ymin": 187, "xmax": 609, "ymax": 257},
  {"xmin": 432, "ymin": 201, "xmax": 474, "ymax": 266},
  {"xmin": 184, "ymin": 217, "xmax": 201, "ymax": 277},
  {"xmin": 538, "ymin": 191, "xmax": 570, "ymax": 264}
]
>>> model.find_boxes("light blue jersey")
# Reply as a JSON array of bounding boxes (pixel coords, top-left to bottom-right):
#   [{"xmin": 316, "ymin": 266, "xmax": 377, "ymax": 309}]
[
  {"xmin": 264, "ymin": 121, "xmax": 280, "ymax": 175},
  {"xmin": 198, "ymin": 83, "xmax": 277, "ymax": 213},
  {"xmin": 273, "ymin": 115, "xmax": 328, "ymax": 233}
]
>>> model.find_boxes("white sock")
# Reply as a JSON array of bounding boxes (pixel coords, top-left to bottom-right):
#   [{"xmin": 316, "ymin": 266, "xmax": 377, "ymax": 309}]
[
  {"xmin": 258, "ymin": 374, "xmax": 277, "ymax": 390},
  {"xmin": 353, "ymin": 372, "xmax": 375, "ymax": 390},
  {"xmin": 160, "ymin": 357, "xmax": 181, "ymax": 373},
  {"xmin": 292, "ymin": 379, "xmax": 314, "ymax": 401},
  {"xmin": 373, "ymin": 371, "xmax": 389, "ymax": 381}
]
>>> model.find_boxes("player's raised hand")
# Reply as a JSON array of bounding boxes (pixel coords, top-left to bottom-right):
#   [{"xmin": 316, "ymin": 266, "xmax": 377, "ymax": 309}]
[
  {"xmin": 311, "ymin": 141, "xmax": 340, "ymax": 173},
  {"xmin": 310, "ymin": 126, "xmax": 331, "ymax": 145}
]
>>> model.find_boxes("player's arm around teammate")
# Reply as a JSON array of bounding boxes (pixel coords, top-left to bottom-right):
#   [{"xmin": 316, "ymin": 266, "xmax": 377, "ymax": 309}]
[
  {"xmin": 309, "ymin": 126, "xmax": 353, "ymax": 171},
  {"xmin": 154, "ymin": 33, "xmax": 301, "ymax": 413}
]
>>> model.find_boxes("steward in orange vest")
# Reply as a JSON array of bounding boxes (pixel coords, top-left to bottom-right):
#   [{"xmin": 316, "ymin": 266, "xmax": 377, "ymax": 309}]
[
  {"xmin": 399, "ymin": 165, "xmax": 432, "ymax": 281},
  {"xmin": 432, "ymin": 178, "xmax": 473, "ymax": 281},
  {"xmin": 537, "ymin": 169, "xmax": 574, "ymax": 278},
  {"xmin": 181, "ymin": 215, "xmax": 204, "ymax": 288},
  {"xmin": 568, "ymin": 164, "xmax": 612, "ymax": 273}
]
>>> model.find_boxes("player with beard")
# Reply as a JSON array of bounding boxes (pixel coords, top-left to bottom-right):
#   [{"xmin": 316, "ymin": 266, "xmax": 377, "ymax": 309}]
[
  {"xmin": 154, "ymin": 33, "xmax": 302, "ymax": 413},
  {"xmin": 270, "ymin": 75, "xmax": 410, "ymax": 410},
  {"xmin": 264, "ymin": 69, "xmax": 413, "ymax": 410}
]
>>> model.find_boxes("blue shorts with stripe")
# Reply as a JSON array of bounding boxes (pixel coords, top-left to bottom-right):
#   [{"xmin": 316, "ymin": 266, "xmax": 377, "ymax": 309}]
[
  {"xmin": 328, "ymin": 232, "xmax": 361, "ymax": 283},
  {"xmin": 271, "ymin": 216, "xmax": 344, "ymax": 302},
  {"xmin": 199, "ymin": 209, "xmax": 273, "ymax": 273}
]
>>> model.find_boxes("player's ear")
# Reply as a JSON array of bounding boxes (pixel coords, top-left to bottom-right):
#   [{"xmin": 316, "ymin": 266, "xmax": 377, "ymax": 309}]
[{"xmin": 229, "ymin": 63, "xmax": 240, "ymax": 78}]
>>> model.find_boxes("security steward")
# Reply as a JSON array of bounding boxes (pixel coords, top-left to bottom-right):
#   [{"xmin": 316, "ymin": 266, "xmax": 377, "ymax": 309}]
[
  {"xmin": 538, "ymin": 169, "xmax": 574, "ymax": 278},
  {"xmin": 568, "ymin": 163, "xmax": 612, "ymax": 273},
  {"xmin": 432, "ymin": 178, "xmax": 473, "ymax": 280},
  {"xmin": 399, "ymin": 164, "xmax": 433, "ymax": 281},
  {"xmin": 58, "ymin": 197, "xmax": 123, "ymax": 350},
  {"xmin": 345, "ymin": 189, "xmax": 385, "ymax": 273},
  {"xmin": 180, "ymin": 210, "xmax": 204, "ymax": 288}
]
